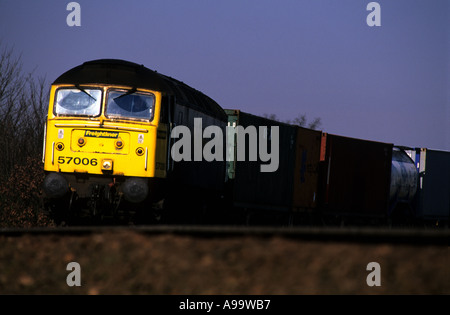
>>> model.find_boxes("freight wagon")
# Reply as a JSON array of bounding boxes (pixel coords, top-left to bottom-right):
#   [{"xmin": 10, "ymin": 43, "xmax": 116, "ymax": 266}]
[
  {"xmin": 225, "ymin": 110, "xmax": 297, "ymax": 219},
  {"xmin": 406, "ymin": 148, "xmax": 450, "ymax": 225},
  {"xmin": 318, "ymin": 134, "xmax": 393, "ymax": 223},
  {"xmin": 225, "ymin": 110, "xmax": 323, "ymax": 224}
]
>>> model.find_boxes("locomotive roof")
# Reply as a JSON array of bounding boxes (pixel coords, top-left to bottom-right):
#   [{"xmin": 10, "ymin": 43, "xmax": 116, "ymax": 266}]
[{"xmin": 53, "ymin": 59, "xmax": 227, "ymax": 120}]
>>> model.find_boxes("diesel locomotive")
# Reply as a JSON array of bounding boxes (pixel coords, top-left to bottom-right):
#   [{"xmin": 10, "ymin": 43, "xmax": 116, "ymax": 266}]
[{"xmin": 42, "ymin": 59, "xmax": 227, "ymax": 222}]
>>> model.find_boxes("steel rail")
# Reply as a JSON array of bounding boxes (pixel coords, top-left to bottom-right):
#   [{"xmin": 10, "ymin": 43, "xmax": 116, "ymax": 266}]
[{"xmin": 0, "ymin": 225, "xmax": 448, "ymax": 245}]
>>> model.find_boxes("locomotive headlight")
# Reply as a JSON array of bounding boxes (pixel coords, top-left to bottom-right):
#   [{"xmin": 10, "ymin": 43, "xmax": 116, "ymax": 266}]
[
  {"xmin": 101, "ymin": 159, "xmax": 113, "ymax": 171},
  {"xmin": 55, "ymin": 142, "xmax": 65, "ymax": 151},
  {"xmin": 136, "ymin": 147, "xmax": 144, "ymax": 156},
  {"xmin": 77, "ymin": 137, "xmax": 86, "ymax": 147},
  {"xmin": 115, "ymin": 139, "xmax": 124, "ymax": 149}
]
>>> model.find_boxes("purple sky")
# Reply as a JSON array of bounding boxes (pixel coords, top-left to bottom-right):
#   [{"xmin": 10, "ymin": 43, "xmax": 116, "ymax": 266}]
[{"xmin": 1, "ymin": 0, "xmax": 449, "ymax": 150}]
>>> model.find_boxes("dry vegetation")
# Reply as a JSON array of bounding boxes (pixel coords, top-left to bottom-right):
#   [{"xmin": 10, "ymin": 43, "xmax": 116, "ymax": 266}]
[
  {"xmin": 0, "ymin": 43, "xmax": 53, "ymax": 228},
  {"xmin": 0, "ymin": 156, "xmax": 53, "ymax": 228}
]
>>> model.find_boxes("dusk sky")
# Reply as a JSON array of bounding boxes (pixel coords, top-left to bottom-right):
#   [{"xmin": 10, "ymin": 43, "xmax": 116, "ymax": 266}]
[{"xmin": 1, "ymin": 0, "xmax": 449, "ymax": 150}]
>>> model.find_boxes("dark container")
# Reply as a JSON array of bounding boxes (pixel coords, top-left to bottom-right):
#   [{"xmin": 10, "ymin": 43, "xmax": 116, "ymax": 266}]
[
  {"xmin": 415, "ymin": 148, "xmax": 450, "ymax": 222},
  {"xmin": 225, "ymin": 110, "xmax": 297, "ymax": 212},
  {"xmin": 319, "ymin": 133, "xmax": 393, "ymax": 217},
  {"xmin": 292, "ymin": 127, "xmax": 322, "ymax": 211}
]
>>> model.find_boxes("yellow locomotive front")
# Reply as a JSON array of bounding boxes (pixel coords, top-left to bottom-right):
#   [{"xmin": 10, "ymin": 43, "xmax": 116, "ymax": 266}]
[{"xmin": 42, "ymin": 62, "xmax": 169, "ymax": 221}]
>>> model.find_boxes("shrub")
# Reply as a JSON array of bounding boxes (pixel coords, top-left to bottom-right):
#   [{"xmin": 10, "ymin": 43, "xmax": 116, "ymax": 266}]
[{"xmin": 0, "ymin": 156, "xmax": 54, "ymax": 228}]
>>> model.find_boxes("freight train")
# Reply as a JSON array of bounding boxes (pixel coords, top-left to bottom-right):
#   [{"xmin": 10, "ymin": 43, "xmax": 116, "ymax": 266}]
[{"xmin": 42, "ymin": 59, "xmax": 450, "ymax": 226}]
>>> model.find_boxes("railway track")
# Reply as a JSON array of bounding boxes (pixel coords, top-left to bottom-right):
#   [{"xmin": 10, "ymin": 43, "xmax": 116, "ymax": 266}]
[{"xmin": 0, "ymin": 225, "xmax": 449, "ymax": 245}]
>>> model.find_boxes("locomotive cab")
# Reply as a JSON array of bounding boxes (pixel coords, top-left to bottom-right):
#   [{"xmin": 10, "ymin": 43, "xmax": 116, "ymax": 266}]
[{"xmin": 42, "ymin": 60, "xmax": 170, "ymax": 221}]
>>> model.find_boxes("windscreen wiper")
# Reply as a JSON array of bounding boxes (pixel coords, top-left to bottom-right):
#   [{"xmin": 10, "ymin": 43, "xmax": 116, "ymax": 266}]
[
  {"xmin": 114, "ymin": 87, "xmax": 137, "ymax": 100},
  {"xmin": 75, "ymin": 84, "xmax": 97, "ymax": 101}
]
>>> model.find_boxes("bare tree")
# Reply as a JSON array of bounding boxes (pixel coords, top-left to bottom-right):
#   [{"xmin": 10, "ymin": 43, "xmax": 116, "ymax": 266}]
[
  {"xmin": 0, "ymin": 42, "xmax": 49, "ymax": 181},
  {"xmin": 263, "ymin": 112, "xmax": 322, "ymax": 130}
]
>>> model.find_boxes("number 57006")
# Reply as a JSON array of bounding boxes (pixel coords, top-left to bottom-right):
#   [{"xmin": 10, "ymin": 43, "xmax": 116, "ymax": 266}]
[{"xmin": 58, "ymin": 156, "xmax": 98, "ymax": 166}]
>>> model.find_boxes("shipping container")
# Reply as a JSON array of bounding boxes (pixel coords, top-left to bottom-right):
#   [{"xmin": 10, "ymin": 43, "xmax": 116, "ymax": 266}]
[
  {"xmin": 319, "ymin": 133, "xmax": 393, "ymax": 217},
  {"xmin": 292, "ymin": 127, "xmax": 322, "ymax": 211},
  {"xmin": 225, "ymin": 110, "xmax": 297, "ymax": 212},
  {"xmin": 414, "ymin": 148, "xmax": 450, "ymax": 222}
]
